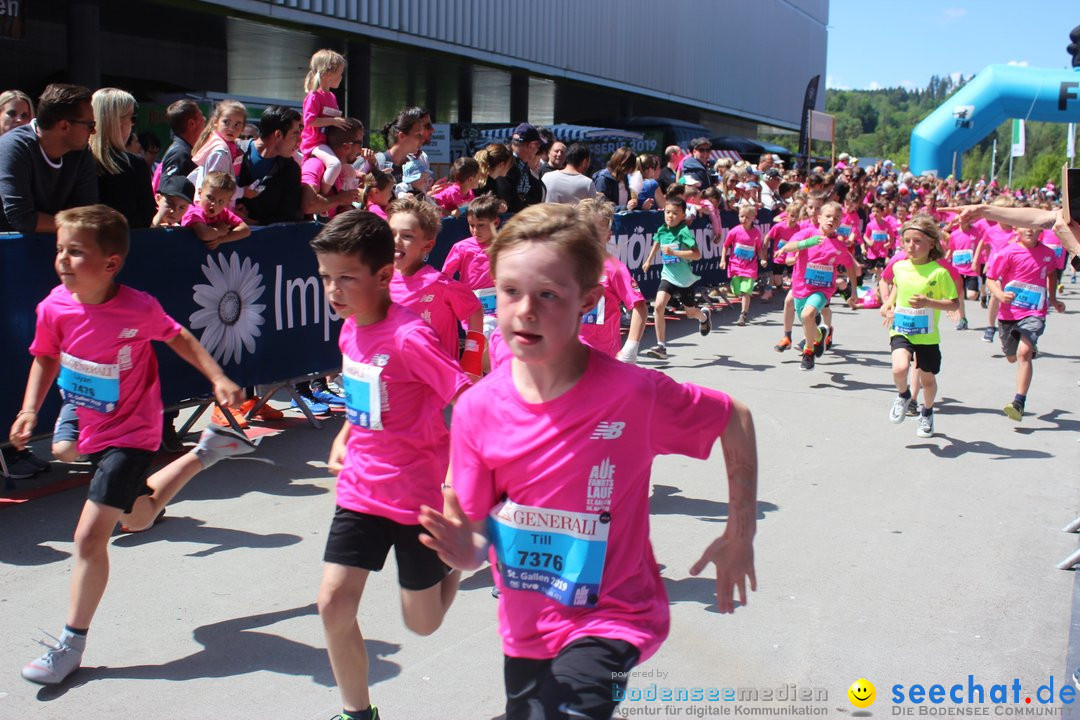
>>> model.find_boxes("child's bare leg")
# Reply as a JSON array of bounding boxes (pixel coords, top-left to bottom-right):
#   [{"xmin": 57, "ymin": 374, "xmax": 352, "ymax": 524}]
[
  {"xmin": 783, "ymin": 291, "xmax": 795, "ymax": 332},
  {"xmin": 800, "ymin": 305, "xmax": 819, "ymax": 347},
  {"xmin": 741, "ymin": 294, "xmax": 751, "ymax": 315},
  {"xmin": 1014, "ymin": 338, "xmax": 1035, "ymax": 395},
  {"xmin": 919, "ymin": 369, "xmax": 937, "ymax": 410},
  {"xmin": 120, "ymin": 454, "xmax": 203, "ymax": 531},
  {"xmin": 652, "ymin": 291, "xmax": 671, "ymax": 345},
  {"xmin": 891, "ymin": 349, "xmax": 911, "ymax": 392},
  {"xmin": 400, "ymin": 570, "xmax": 461, "ymax": 636},
  {"xmin": 68, "ymin": 501, "xmax": 124, "ymax": 628},
  {"xmin": 319, "ymin": 564, "xmax": 372, "ymax": 713}
]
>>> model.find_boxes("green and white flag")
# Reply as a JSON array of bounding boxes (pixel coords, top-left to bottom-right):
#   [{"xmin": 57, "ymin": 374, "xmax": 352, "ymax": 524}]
[{"xmin": 1010, "ymin": 119, "xmax": 1025, "ymax": 157}]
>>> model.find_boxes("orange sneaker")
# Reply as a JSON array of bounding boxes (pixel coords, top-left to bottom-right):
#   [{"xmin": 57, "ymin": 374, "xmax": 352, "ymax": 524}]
[
  {"xmin": 241, "ymin": 397, "xmax": 284, "ymax": 421},
  {"xmin": 211, "ymin": 404, "xmax": 249, "ymax": 429}
]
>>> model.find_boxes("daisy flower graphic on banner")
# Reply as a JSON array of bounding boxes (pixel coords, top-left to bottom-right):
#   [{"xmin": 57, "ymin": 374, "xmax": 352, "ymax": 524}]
[{"xmin": 189, "ymin": 252, "xmax": 266, "ymax": 365}]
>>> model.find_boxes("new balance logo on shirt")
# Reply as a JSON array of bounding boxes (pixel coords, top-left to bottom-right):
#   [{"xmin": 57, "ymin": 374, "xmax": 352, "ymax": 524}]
[
  {"xmin": 590, "ymin": 421, "xmax": 625, "ymax": 440},
  {"xmin": 118, "ymin": 328, "xmax": 139, "ymax": 339}
]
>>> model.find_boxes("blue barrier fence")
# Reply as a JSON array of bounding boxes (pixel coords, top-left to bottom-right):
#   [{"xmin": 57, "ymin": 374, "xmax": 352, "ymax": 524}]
[{"xmin": 1, "ymin": 207, "xmax": 773, "ymax": 434}]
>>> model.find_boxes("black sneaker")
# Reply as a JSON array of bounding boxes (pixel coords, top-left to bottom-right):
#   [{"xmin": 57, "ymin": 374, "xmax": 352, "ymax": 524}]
[
  {"xmin": 160, "ymin": 423, "xmax": 185, "ymax": 453},
  {"xmin": 905, "ymin": 398, "xmax": 919, "ymax": 417},
  {"xmin": 18, "ymin": 449, "xmax": 50, "ymax": 473},
  {"xmin": 1003, "ymin": 400, "xmax": 1024, "ymax": 422},
  {"xmin": 800, "ymin": 351, "xmax": 815, "ymax": 371},
  {"xmin": 1, "ymin": 449, "xmax": 45, "ymax": 479},
  {"xmin": 699, "ymin": 309, "xmax": 712, "ymax": 336}
]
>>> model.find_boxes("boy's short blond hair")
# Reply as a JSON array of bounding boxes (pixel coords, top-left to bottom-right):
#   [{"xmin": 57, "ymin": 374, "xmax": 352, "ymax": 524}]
[
  {"xmin": 388, "ymin": 194, "xmax": 442, "ymax": 239},
  {"xmin": 576, "ymin": 197, "xmax": 615, "ymax": 229},
  {"xmin": 202, "ymin": 171, "xmax": 237, "ymax": 194},
  {"xmin": 55, "ymin": 204, "xmax": 130, "ymax": 260},
  {"xmin": 489, "ymin": 204, "xmax": 603, "ymax": 292}
]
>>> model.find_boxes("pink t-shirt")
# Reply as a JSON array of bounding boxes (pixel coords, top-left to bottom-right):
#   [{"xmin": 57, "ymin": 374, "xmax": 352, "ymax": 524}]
[
  {"xmin": 791, "ymin": 235, "xmax": 854, "ymax": 300},
  {"xmin": 336, "ymin": 304, "xmax": 471, "ymax": 524},
  {"xmin": 368, "ymin": 203, "xmax": 388, "ymax": 220},
  {"xmin": 579, "ymin": 256, "xmax": 645, "ymax": 357},
  {"xmin": 864, "ymin": 216, "xmax": 896, "ymax": 260},
  {"xmin": 838, "ymin": 210, "xmax": 863, "ymax": 244},
  {"xmin": 1039, "ymin": 229, "xmax": 1066, "ymax": 270},
  {"xmin": 766, "ymin": 222, "xmax": 800, "ymax": 261},
  {"xmin": 29, "ymin": 285, "xmax": 183, "ymax": 454},
  {"xmin": 975, "ymin": 220, "xmax": 1015, "ymax": 260},
  {"xmin": 430, "ymin": 183, "xmax": 475, "ymax": 214},
  {"xmin": 451, "ymin": 349, "xmax": 733, "ymax": 661},
  {"xmin": 947, "ymin": 227, "xmax": 983, "ymax": 277},
  {"xmin": 985, "ymin": 242, "xmax": 1057, "ymax": 321},
  {"xmin": 301, "ymin": 156, "xmax": 347, "ymax": 217},
  {"xmin": 390, "ymin": 265, "xmax": 482, "ymax": 360},
  {"xmin": 723, "ymin": 225, "xmax": 762, "ymax": 279},
  {"xmin": 181, "ymin": 204, "xmax": 244, "ymax": 229},
  {"xmin": 301, "ymin": 89, "xmax": 340, "ymax": 153},
  {"xmin": 441, "ymin": 236, "xmax": 496, "ymax": 314}
]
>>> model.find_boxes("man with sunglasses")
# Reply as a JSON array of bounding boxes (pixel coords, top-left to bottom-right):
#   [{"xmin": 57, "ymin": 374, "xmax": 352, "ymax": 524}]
[
  {"xmin": 679, "ymin": 137, "xmax": 713, "ymax": 189},
  {"xmin": 0, "ymin": 83, "xmax": 98, "ymax": 234}
]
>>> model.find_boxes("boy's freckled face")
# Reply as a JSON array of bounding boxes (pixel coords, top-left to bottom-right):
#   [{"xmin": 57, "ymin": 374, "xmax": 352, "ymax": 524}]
[{"xmin": 55, "ymin": 228, "xmax": 119, "ymax": 293}]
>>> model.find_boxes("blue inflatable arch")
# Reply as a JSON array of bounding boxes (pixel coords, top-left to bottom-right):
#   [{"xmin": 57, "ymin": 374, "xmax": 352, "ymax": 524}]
[{"xmin": 910, "ymin": 64, "xmax": 1080, "ymax": 177}]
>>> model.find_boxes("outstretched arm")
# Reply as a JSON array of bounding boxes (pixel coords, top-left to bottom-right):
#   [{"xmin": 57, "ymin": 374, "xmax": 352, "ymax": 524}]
[
  {"xmin": 689, "ymin": 399, "xmax": 757, "ymax": 614},
  {"xmin": 9, "ymin": 355, "xmax": 60, "ymax": 450},
  {"xmin": 165, "ymin": 328, "xmax": 244, "ymax": 407}
]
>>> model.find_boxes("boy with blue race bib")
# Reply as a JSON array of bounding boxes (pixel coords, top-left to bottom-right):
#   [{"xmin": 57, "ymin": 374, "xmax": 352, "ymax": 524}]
[
  {"xmin": 9, "ymin": 205, "xmax": 254, "ymax": 686},
  {"xmin": 418, "ymin": 204, "xmax": 758, "ymax": 720},
  {"xmin": 985, "ymin": 226, "xmax": 1064, "ymax": 421},
  {"xmin": 312, "ymin": 210, "xmax": 472, "ymax": 720},
  {"xmin": 879, "ymin": 215, "xmax": 959, "ymax": 438}
]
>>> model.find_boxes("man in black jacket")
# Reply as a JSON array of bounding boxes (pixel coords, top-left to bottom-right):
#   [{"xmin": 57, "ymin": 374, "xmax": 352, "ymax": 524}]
[
  {"xmin": 157, "ymin": 99, "xmax": 205, "ymax": 188},
  {"xmin": 236, "ymin": 106, "xmax": 303, "ymax": 225},
  {"xmin": 495, "ymin": 122, "xmax": 544, "ymax": 212}
]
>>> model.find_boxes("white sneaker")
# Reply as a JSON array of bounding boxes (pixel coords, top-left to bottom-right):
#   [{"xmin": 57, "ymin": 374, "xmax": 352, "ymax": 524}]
[
  {"xmin": 193, "ymin": 424, "xmax": 257, "ymax": 469},
  {"xmin": 889, "ymin": 396, "xmax": 908, "ymax": 424},
  {"xmin": 916, "ymin": 413, "xmax": 935, "ymax": 438},
  {"xmin": 22, "ymin": 629, "xmax": 84, "ymax": 685}
]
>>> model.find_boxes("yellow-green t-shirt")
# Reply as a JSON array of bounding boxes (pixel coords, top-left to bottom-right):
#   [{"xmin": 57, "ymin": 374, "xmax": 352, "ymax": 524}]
[{"xmin": 889, "ymin": 259, "xmax": 957, "ymax": 345}]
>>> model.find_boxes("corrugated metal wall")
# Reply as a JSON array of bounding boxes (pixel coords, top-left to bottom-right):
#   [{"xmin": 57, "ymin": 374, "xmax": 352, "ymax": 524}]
[{"xmin": 206, "ymin": 0, "xmax": 827, "ymax": 129}]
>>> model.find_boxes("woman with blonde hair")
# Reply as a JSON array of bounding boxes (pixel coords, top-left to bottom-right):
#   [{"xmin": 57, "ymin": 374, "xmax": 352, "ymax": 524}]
[
  {"xmin": 0, "ymin": 89, "xmax": 33, "ymax": 135},
  {"xmin": 91, "ymin": 88, "xmax": 155, "ymax": 228}
]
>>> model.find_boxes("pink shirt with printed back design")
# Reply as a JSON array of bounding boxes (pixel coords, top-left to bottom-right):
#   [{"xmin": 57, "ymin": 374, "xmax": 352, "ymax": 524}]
[
  {"xmin": 30, "ymin": 285, "xmax": 183, "ymax": 455},
  {"xmin": 947, "ymin": 227, "xmax": 984, "ymax": 277},
  {"xmin": 336, "ymin": 304, "xmax": 471, "ymax": 524},
  {"xmin": 451, "ymin": 350, "xmax": 733, "ymax": 661},
  {"xmin": 390, "ymin": 265, "xmax": 483, "ymax": 360},
  {"xmin": 579, "ymin": 256, "xmax": 645, "ymax": 357}
]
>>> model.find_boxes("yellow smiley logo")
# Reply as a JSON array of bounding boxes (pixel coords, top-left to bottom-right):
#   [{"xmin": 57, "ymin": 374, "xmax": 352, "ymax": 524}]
[{"xmin": 848, "ymin": 678, "xmax": 876, "ymax": 708}]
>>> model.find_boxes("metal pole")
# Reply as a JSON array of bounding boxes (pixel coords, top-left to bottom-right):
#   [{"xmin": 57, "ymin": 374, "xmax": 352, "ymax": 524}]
[
  {"xmin": 990, "ymin": 138, "xmax": 996, "ymax": 182},
  {"xmin": 1008, "ymin": 154, "xmax": 1013, "ymax": 188}
]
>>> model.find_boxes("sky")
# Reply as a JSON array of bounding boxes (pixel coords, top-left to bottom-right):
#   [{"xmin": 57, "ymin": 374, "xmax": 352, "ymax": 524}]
[{"xmin": 826, "ymin": 0, "xmax": 1078, "ymax": 90}]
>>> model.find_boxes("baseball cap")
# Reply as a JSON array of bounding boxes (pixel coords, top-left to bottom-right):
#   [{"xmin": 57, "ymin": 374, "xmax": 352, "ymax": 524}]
[
  {"xmin": 690, "ymin": 137, "xmax": 711, "ymax": 151},
  {"xmin": 158, "ymin": 175, "xmax": 195, "ymax": 204},
  {"xmin": 764, "ymin": 168, "xmax": 782, "ymax": 179},
  {"xmin": 511, "ymin": 123, "xmax": 540, "ymax": 144}
]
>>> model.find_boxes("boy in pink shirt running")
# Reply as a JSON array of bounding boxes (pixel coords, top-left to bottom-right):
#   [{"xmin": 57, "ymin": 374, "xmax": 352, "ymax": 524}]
[
  {"xmin": 419, "ymin": 204, "xmax": 758, "ymax": 720},
  {"xmin": 985, "ymin": 226, "xmax": 1064, "ymax": 421},
  {"xmin": 387, "ymin": 195, "xmax": 485, "ymax": 378},
  {"xmin": 312, "ymin": 210, "xmax": 472, "ymax": 720},
  {"xmin": 10, "ymin": 205, "xmax": 254, "ymax": 686},
  {"xmin": 441, "ymin": 193, "xmax": 503, "ymax": 339}
]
